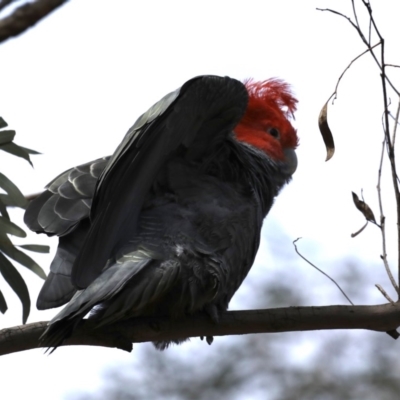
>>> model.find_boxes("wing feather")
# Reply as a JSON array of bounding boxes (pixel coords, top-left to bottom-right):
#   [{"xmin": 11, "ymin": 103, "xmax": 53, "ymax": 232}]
[
  {"xmin": 24, "ymin": 157, "xmax": 109, "ymax": 235},
  {"xmin": 72, "ymin": 76, "xmax": 248, "ymax": 288}
]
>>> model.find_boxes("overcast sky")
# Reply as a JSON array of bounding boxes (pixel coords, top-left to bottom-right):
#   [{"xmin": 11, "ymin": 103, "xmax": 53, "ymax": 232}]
[{"xmin": 1, "ymin": 1, "xmax": 400, "ymax": 399}]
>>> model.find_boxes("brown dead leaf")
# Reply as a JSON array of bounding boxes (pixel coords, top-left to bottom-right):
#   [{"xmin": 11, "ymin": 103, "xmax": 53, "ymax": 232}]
[
  {"xmin": 351, "ymin": 192, "xmax": 376, "ymax": 223},
  {"xmin": 318, "ymin": 100, "xmax": 335, "ymax": 161}
]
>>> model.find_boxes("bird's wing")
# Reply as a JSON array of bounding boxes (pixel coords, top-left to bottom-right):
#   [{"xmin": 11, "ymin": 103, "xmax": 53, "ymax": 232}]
[
  {"xmin": 24, "ymin": 156, "xmax": 109, "ymax": 236},
  {"xmin": 72, "ymin": 75, "xmax": 249, "ymax": 289},
  {"xmin": 24, "ymin": 157, "xmax": 110, "ymax": 309},
  {"xmin": 36, "ymin": 219, "xmax": 91, "ymax": 310},
  {"xmin": 41, "ymin": 252, "xmax": 154, "ymax": 350}
]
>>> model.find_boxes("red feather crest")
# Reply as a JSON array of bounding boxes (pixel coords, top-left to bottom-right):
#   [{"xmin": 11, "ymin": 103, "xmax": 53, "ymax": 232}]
[{"xmin": 244, "ymin": 78, "xmax": 297, "ymax": 119}]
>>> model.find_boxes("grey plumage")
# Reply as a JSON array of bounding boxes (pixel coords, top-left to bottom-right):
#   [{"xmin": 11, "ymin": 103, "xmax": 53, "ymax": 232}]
[{"xmin": 24, "ymin": 75, "xmax": 297, "ymax": 350}]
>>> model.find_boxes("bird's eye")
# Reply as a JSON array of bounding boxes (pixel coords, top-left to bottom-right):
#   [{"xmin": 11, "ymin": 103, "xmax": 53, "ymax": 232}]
[{"xmin": 268, "ymin": 127, "xmax": 280, "ymax": 139}]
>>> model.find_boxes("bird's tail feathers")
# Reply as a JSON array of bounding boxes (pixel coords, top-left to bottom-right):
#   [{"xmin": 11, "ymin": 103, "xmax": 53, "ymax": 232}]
[{"xmin": 40, "ymin": 256, "xmax": 152, "ymax": 352}]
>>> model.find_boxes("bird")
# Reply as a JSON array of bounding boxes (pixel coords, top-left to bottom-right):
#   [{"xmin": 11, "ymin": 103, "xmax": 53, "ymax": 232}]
[{"xmin": 24, "ymin": 75, "xmax": 298, "ymax": 351}]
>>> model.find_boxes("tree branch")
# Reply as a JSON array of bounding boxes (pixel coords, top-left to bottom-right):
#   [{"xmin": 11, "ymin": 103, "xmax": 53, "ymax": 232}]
[
  {"xmin": 0, "ymin": 0, "xmax": 17, "ymax": 13},
  {"xmin": 317, "ymin": 6, "xmax": 399, "ymax": 96},
  {"xmin": 0, "ymin": 0, "xmax": 69, "ymax": 44},
  {"xmin": 1, "ymin": 303, "xmax": 400, "ymax": 356}
]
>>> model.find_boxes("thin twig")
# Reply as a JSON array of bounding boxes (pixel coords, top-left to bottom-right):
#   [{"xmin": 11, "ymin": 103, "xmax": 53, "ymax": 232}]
[
  {"xmin": 293, "ymin": 238, "xmax": 354, "ymax": 305},
  {"xmin": 320, "ymin": 1, "xmax": 400, "ymax": 299},
  {"xmin": 392, "ymin": 96, "xmax": 400, "ymax": 149},
  {"xmin": 317, "ymin": 7, "xmax": 400, "ymax": 96},
  {"xmin": 360, "ymin": 0, "xmax": 400, "ymax": 298},
  {"xmin": 375, "ymin": 284, "xmax": 395, "ymax": 304},
  {"xmin": 375, "ymin": 33, "xmax": 400, "ymax": 299},
  {"xmin": 368, "ymin": 9, "xmax": 372, "ymax": 45},
  {"xmin": 351, "ymin": 220, "xmax": 368, "ymax": 238},
  {"xmin": 317, "ymin": 8, "xmax": 358, "ymax": 30},
  {"xmin": 351, "ymin": 0, "xmax": 361, "ymax": 35},
  {"xmin": 331, "ymin": 43, "xmax": 380, "ymax": 102},
  {"xmin": 386, "ymin": 64, "xmax": 400, "ymax": 69},
  {"xmin": 376, "ymin": 138, "xmax": 399, "ymax": 294}
]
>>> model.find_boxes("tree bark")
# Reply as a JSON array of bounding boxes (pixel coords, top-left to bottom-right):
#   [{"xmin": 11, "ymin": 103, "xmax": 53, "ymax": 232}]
[
  {"xmin": 1, "ymin": 302, "xmax": 399, "ymax": 356},
  {"xmin": 0, "ymin": 0, "xmax": 69, "ymax": 44}
]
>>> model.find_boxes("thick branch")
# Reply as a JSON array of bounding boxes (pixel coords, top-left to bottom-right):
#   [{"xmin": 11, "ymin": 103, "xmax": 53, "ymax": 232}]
[
  {"xmin": 0, "ymin": 0, "xmax": 17, "ymax": 13},
  {"xmin": 0, "ymin": 0, "xmax": 69, "ymax": 44},
  {"xmin": 1, "ymin": 303, "xmax": 400, "ymax": 356}
]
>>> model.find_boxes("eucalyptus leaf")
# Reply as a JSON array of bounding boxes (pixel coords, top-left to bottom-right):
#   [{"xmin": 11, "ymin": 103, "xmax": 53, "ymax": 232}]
[
  {"xmin": 0, "ymin": 216, "xmax": 26, "ymax": 238},
  {"xmin": 0, "ymin": 252, "xmax": 30, "ymax": 323},
  {"xmin": 0, "ymin": 289, "xmax": 7, "ymax": 314},
  {"xmin": 20, "ymin": 146, "xmax": 41, "ymax": 155},
  {"xmin": 0, "ymin": 194, "xmax": 26, "ymax": 208},
  {"xmin": 0, "ymin": 172, "xmax": 27, "ymax": 208},
  {"xmin": 0, "ymin": 142, "xmax": 32, "ymax": 166},
  {"xmin": 0, "ymin": 130, "xmax": 15, "ymax": 145},
  {"xmin": 0, "ymin": 198, "xmax": 9, "ymax": 219},
  {"xmin": 0, "ymin": 117, "xmax": 7, "ymax": 129},
  {"xmin": 0, "ymin": 236, "xmax": 46, "ymax": 279},
  {"xmin": 17, "ymin": 244, "xmax": 50, "ymax": 254},
  {"xmin": 0, "ymin": 194, "xmax": 17, "ymax": 208}
]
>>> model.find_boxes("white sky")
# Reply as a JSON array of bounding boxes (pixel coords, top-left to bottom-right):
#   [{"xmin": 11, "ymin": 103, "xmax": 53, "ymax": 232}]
[{"xmin": 0, "ymin": 0, "xmax": 400, "ymax": 399}]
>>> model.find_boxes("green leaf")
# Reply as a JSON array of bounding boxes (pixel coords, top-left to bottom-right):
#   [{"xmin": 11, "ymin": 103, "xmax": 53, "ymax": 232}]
[
  {"xmin": 0, "ymin": 172, "xmax": 27, "ymax": 208},
  {"xmin": 0, "ymin": 142, "xmax": 32, "ymax": 166},
  {"xmin": 0, "ymin": 252, "xmax": 30, "ymax": 323},
  {"xmin": 0, "ymin": 117, "xmax": 7, "ymax": 129},
  {"xmin": 0, "ymin": 235, "xmax": 46, "ymax": 279},
  {"xmin": 0, "ymin": 289, "xmax": 7, "ymax": 314},
  {"xmin": 17, "ymin": 244, "xmax": 50, "ymax": 254},
  {"xmin": 0, "ymin": 130, "xmax": 16, "ymax": 145},
  {"xmin": 20, "ymin": 146, "xmax": 41, "ymax": 155},
  {"xmin": 0, "ymin": 216, "xmax": 26, "ymax": 238},
  {"xmin": 0, "ymin": 198, "xmax": 9, "ymax": 220},
  {"xmin": 0, "ymin": 194, "xmax": 24, "ymax": 208}
]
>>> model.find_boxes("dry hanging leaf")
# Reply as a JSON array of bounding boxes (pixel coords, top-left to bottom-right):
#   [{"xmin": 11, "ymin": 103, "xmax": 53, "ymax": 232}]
[
  {"xmin": 351, "ymin": 192, "xmax": 376, "ymax": 223},
  {"xmin": 318, "ymin": 100, "xmax": 335, "ymax": 161}
]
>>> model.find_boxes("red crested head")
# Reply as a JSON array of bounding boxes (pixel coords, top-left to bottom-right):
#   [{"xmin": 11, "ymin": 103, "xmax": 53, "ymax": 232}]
[{"xmin": 234, "ymin": 79, "xmax": 298, "ymax": 165}]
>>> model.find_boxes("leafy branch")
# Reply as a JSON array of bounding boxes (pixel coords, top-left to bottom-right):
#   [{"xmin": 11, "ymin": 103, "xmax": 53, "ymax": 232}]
[{"xmin": 0, "ymin": 116, "xmax": 49, "ymax": 323}]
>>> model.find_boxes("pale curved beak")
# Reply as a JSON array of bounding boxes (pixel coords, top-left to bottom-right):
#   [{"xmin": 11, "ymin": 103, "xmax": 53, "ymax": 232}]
[{"xmin": 284, "ymin": 148, "xmax": 297, "ymax": 175}]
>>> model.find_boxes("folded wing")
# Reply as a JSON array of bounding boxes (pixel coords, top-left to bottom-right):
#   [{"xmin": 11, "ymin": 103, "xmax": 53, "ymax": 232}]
[{"xmin": 72, "ymin": 76, "xmax": 248, "ymax": 289}]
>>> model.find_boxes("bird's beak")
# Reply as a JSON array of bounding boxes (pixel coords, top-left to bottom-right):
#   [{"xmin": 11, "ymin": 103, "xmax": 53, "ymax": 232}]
[{"xmin": 284, "ymin": 148, "xmax": 297, "ymax": 175}]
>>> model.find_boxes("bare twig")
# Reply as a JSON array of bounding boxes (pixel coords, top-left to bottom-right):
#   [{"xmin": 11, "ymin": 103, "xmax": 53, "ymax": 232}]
[
  {"xmin": 317, "ymin": 7, "xmax": 399, "ymax": 96},
  {"xmin": 351, "ymin": 220, "xmax": 368, "ymax": 237},
  {"xmin": 367, "ymin": 9, "xmax": 372, "ymax": 44},
  {"xmin": 320, "ymin": 1, "xmax": 400, "ymax": 299},
  {"xmin": 376, "ymin": 138, "xmax": 399, "ymax": 294},
  {"xmin": 0, "ymin": 0, "xmax": 69, "ymax": 44},
  {"xmin": 331, "ymin": 43, "xmax": 380, "ymax": 102},
  {"xmin": 372, "ymin": 25, "xmax": 400, "ymax": 298},
  {"xmin": 351, "ymin": 0, "xmax": 361, "ymax": 36},
  {"xmin": 375, "ymin": 284, "xmax": 395, "ymax": 304},
  {"xmin": 316, "ymin": 8, "xmax": 358, "ymax": 30},
  {"xmin": 392, "ymin": 96, "xmax": 400, "ymax": 148},
  {"xmin": 293, "ymin": 238, "xmax": 354, "ymax": 305}
]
